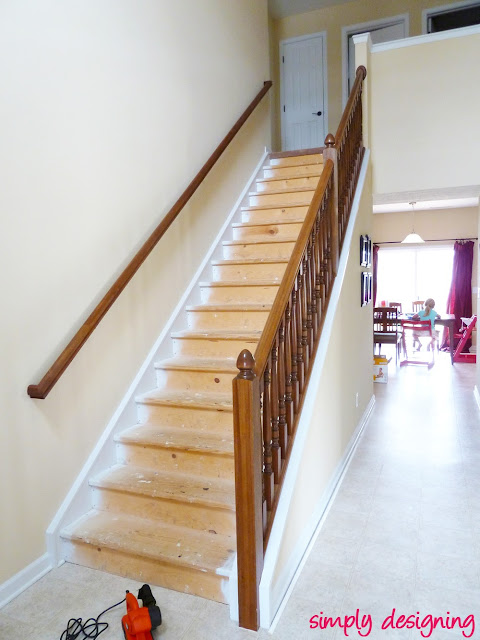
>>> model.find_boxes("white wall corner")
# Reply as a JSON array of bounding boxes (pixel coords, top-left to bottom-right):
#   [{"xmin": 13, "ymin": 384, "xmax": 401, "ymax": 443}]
[
  {"xmin": 45, "ymin": 148, "xmax": 269, "ymax": 575},
  {"xmin": 474, "ymin": 385, "xmax": 480, "ymax": 412},
  {"xmin": 258, "ymin": 150, "xmax": 371, "ymax": 629},
  {"xmin": 0, "ymin": 554, "xmax": 52, "ymax": 610}
]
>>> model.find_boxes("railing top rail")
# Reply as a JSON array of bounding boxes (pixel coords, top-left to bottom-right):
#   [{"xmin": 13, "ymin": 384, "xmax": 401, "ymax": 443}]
[
  {"xmin": 334, "ymin": 65, "xmax": 366, "ymax": 146},
  {"xmin": 253, "ymin": 159, "xmax": 334, "ymax": 375},
  {"xmin": 28, "ymin": 81, "xmax": 273, "ymax": 399}
]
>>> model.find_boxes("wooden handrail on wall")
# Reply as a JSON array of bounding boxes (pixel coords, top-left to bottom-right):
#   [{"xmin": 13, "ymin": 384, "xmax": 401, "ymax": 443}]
[
  {"xmin": 27, "ymin": 81, "xmax": 273, "ymax": 399},
  {"xmin": 233, "ymin": 66, "xmax": 366, "ymax": 631}
]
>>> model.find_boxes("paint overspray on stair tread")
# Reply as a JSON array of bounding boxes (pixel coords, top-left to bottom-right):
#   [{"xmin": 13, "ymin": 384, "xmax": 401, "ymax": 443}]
[{"xmin": 116, "ymin": 423, "xmax": 233, "ymax": 451}]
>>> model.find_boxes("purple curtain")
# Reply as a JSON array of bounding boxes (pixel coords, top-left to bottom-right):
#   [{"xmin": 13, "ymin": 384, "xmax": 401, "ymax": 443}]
[
  {"xmin": 372, "ymin": 244, "xmax": 380, "ymax": 306},
  {"xmin": 440, "ymin": 240, "xmax": 474, "ymax": 350}
]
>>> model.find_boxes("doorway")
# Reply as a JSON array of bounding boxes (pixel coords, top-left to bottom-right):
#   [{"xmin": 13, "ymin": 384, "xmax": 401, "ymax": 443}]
[
  {"xmin": 342, "ymin": 14, "xmax": 409, "ymax": 107},
  {"xmin": 280, "ymin": 32, "xmax": 327, "ymax": 151}
]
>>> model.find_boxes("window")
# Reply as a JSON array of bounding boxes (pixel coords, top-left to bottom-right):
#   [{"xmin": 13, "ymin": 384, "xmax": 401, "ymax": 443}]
[
  {"xmin": 423, "ymin": 1, "xmax": 480, "ymax": 34},
  {"xmin": 376, "ymin": 245, "xmax": 454, "ymax": 313}
]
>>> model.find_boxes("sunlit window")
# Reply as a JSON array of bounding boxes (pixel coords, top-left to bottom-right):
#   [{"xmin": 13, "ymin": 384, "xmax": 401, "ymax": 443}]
[{"xmin": 376, "ymin": 245, "xmax": 454, "ymax": 314}]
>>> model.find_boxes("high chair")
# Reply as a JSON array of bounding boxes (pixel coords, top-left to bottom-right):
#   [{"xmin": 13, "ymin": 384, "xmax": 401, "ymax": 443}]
[{"xmin": 453, "ymin": 315, "xmax": 477, "ymax": 363}]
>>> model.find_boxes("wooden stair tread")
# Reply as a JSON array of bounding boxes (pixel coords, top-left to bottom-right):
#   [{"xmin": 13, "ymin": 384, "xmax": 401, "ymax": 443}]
[
  {"xmin": 231, "ymin": 219, "xmax": 305, "ymax": 229},
  {"xmin": 199, "ymin": 280, "xmax": 279, "ymax": 288},
  {"xmin": 186, "ymin": 303, "xmax": 272, "ymax": 312},
  {"xmin": 240, "ymin": 202, "xmax": 310, "ymax": 212},
  {"xmin": 256, "ymin": 170, "xmax": 322, "ymax": 183},
  {"xmin": 249, "ymin": 185, "xmax": 315, "ymax": 196},
  {"xmin": 91, "ymin": 465, "xmax": 235, "ymax": 509},
  {"xmin": 136, "ymin": 389, "xmax": 233, "ymax": 411},
  {"xmin": 116, "ymin": 424, "xmax": 234, "ymax": 455},
  {"xmin": 211, "ymin": 257, "xmax": 288, "ymax": 266},
  {"xmin": 154, "ymin": 357, "xmax": 238, "ymax": 372},
  {"xmin": 171, "ymin": 329, "xmax": 261, "ymax": 339},
  {"xmin": 223, "ymin": 237, "xmax": 297, "ymax": 247},
  {"xmin": 62, "ymin": 510, "xmax": 235, "ymax": 571}
]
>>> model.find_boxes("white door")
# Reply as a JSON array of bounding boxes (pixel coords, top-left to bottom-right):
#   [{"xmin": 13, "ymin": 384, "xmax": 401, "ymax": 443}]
[{"xmin": 281, "ymin": 34, "xmax": 326, "ymax": 151}]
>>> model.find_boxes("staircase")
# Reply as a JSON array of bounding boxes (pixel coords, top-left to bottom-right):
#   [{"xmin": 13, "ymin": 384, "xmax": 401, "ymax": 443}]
[{"xmin": 60, "ymin": 149, "xmax": 324, "ymax": 603}]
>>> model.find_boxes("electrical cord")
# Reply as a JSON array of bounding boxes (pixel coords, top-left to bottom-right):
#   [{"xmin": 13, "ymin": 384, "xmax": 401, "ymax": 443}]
[{"xmin": 59, "ymin": 596, "xmax": 126, "ymax": 640}]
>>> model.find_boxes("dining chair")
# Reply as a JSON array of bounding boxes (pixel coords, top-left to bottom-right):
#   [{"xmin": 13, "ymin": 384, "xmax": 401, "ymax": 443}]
[
  {"xmin": 412, "ymin": 300, "xmax": 424, "ymax": 313},
  {"xmin": 389, "ymin": 302, "xmax": 402, "ymax": 314},
  {"xmin": 400, "ymin": 319, "xmax": 434, "ymax": 368},
  {"xmin": 373, "ymin": 307, "xmax": 402, "ymax": 364}
]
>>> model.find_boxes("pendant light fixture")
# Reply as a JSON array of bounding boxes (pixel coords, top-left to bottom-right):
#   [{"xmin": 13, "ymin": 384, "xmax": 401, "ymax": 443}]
[{"xmin": 401, "ymin": 201, "xmax": 424, "ymax": 244}]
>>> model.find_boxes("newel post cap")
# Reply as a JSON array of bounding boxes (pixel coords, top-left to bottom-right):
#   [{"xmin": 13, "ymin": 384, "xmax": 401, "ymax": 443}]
[
  {"xmin": 324, "ymin": 133, "xmax": 335, "ymax": 148},
  {"xmin": 236, "ymin": 349, "xmax": 256, "ymax": 380}
]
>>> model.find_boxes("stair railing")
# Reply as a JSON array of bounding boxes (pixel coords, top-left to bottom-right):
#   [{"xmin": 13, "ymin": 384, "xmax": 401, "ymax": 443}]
[
  {"xmin": 27, "ymin": 81, "xmax": 272, "ymax": 399},
  {"xmin": 233, "ymin": 65, "xmax": 366, "ymax": 631}
]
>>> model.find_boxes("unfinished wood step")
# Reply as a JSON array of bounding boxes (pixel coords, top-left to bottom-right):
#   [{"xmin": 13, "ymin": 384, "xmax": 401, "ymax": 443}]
[
  {"xmin": 135, "ymin": 389, "xmax": 233, "ymax": 432},
  {"xmin": 249, "ymin": 186, "xmax": 315, "ymax": 207},
  {"xmin": 222, "ymin": 237, "xmax": 296, "ymax": 260},
  {"xmin": 90, "ymin": 465, "xmax": 235, "ymax": 534},
  {"xmin": 115, "ymin": 424, "xmax": 234, "ymax": 479},
  {"xmin": 262, "ymin": 163, "xmax": 323, "ymax": 179},
  {"xmin": 255, "ymin": 174, "xmax": 321, "ymax": 192},
  {"xmin": 240, "ymin": 204, "xmax": 309, "ymax": 224},
  {"xmin": 171, "ymin": 329, "xmax": 260, "ymax": 357},
  {"xmin": 231, "ymin": 219, "xmax": 304, "ymax": 241},
  {"xmin": 199, "ymin": 281, "xmax": 279, "ymax": 305},
  {"xmin": 186, "ymin": 303, "xmax": 271, "ymax": 331},
  {"xmin": 61, "ymin": 510, "xmax": 234, "ymax": 602},
  {"xmin": 268, "ymin": 152, "xmax": 323, "ymax": 167},
  {"xmin": 154, "ymin": 357, "xmax": 238, "ymax": 393},
  {"xmin": 211, "ymin": 257, "xmax": 288, "ymax": 281}
]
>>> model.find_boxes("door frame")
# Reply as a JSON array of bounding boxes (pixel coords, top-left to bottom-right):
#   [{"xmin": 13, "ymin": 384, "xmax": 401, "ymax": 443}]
[
  {"xmin": 279, "ymin": 31, "xmax": 328, "ymax": 151},
  {"xmin": 341, "ymin": 14, "xmax": 409, "ymax": 109}
]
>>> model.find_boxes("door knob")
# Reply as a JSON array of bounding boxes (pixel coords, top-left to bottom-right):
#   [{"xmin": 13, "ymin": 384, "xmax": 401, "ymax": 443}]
[{"xmin": 312, "ymin": 111, "xmax": 322, "ymax": 116}]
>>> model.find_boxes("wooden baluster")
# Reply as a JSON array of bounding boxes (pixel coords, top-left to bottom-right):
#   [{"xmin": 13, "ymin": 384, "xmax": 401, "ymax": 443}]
[
  {"xmin": 284, "ymin": 302, "xmax": 294, "ymax": 434},
  {"xmin": 314, "ymin": 213, "xmax": 323, "ymax": 331},
  {"xmin": 301, "ymin": 256, "xmax": 309, "ymax": 373},
  {"xmin": 295, "ymin": 273, "xmax": 305, "ymax": 395},
  {"xmin": 262, "ymin": 358, "xmax": 274, "ymax": 512},
  {"xmin": 232, "ymin": 349, "xmax": 263, "ymax": 632},
  {"xmin": 278, "ymin": 320, "xmax": 288, "ymax": 455},
  {"xmin": 323, "ymin": 133, "xmax": 339, "ymax": 275},
  {"xmin": 270, "ymin": 339, "xmax": 281, "ymax": 482},
  {"xmin": 290, "ymin": 289, "xmax": 299, "ymax": 412},
  {"xmin": 306, "ymin": 241, "xmax": 315, "ymax": 354}
]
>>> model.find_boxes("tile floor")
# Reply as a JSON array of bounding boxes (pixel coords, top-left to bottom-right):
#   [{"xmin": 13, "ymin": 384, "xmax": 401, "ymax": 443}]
[{"xmin": 1, "ymin": 352, "xmax": 479, "ymax": 639}]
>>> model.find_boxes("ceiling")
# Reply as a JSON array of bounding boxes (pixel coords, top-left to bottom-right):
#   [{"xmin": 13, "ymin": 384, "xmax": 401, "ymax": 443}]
[{"xmin": 268, "ymin": 0, "xmax": 353, "ymax": 20}]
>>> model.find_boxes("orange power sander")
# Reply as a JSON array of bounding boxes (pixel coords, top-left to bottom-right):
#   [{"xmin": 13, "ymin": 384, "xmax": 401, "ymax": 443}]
[{"xmin": 122, "ymin": 584, "xmax": 162, "ymax": 640}]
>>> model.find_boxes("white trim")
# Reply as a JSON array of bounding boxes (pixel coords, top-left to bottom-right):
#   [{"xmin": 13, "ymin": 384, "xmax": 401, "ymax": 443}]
[
  {"xmin": 267, "ymin": 395, "xmax": 375, "ymax": 633},
  {"xmin": 258, "ymin": 150, "xmax": 371, "ymax": 629},
  {"xmin": 45, "ymin": 150, "xmax": 269, "ymax": 573},
  {"xmin": 474, "ymin": 385, "xmax": 480, "ymax": 411},
  {"xmin": 0, "ymin": 554, "xmax": 51, "ymax": 610},
  {"xmin": 422, "ymin": 0, "xmax": 480, "ymax": 34},
  {"xmin": 372, "ymin": 22, "xmax": 480, "ymax": 52},
  {"xmin": 279, "ymin": 32, "xmax": 328, "ymax": 151},
  {"xmin": 342, "ymin": 14, "xmax": 409, "ymax": 109}
]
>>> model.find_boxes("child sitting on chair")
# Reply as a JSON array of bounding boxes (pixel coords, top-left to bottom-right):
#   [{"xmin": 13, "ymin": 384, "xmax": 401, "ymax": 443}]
[{"xmin": 413, "ymin": 298, "xmax": 441, "ymax": 350}]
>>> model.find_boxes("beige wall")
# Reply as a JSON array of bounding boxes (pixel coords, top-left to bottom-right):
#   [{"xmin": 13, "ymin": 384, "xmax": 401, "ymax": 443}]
[
  {"xmin": 272, "ymin": 159, "xmax": 374, "ymax": 586},
  {"xmin": 370, "ymin": 30, "xmax": 480, "ymax": 196},
  {"xmin": 0, "ymin": 0, "xmax": 270, "ymax": 584},
  {"xmin": 270, "ymin": 0, "xmax": 451, "ymax": 150}
]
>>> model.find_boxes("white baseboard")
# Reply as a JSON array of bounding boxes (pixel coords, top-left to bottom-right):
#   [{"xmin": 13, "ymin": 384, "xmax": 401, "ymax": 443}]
[
  {"xmin": 258, "ymin": 150, "xmax": 371, "ymax": 629},
  {"xmin": 45, "ymin": 149, "xmax": 269, "ymax": 572},
  {"xmin": 0, "ymin": 554, "xmax": 51, "ymax": 610},
  {"xmin": 474, "ymin": 386, "xmax": 480, "ymax": 412},
  {"xmin": 267, "ymin": 395, "xmax": 375, "ymax": 632}
]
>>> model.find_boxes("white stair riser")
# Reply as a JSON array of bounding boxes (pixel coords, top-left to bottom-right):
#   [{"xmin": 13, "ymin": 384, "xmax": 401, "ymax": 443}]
[
  {"xmin": 115, "ymin": 443, "xmax": 234, "ymax": 480},
  {"xmin": 241, "ymin": 206, "xmax": 308, "ymax": 224},
  {"xmin": 249, "ymin": 189, "xmax": 314, "ymax": 207},
  {"xmin": 136, "ymin": 403, "xmax": 233, "ymax": 433},
  {"xmin": 222, "ymin": 241, "xmax": 295, "ymax": 260},
  {"xmin": 263, "ymin": 164, "xmax": 323, "ymax": 179},
  {"xmin": 62, "ymin": 540, "xmax": 229, "ymax": 603},
  {"xmin": 232, "ymin": 222, "xmax": 303, "ymax": 241},
  {"xmin": 172, "ymin": 336, "xmax": 259, "ymax": 358},
  {"xmin": 91, "ymin": 488, "xmax": 236, "ymax": 536},
  {"xmin": 256, "ymin": 175, "xmax": 320, "ymax": 192},
  {"xmin": 187, "ymin": 309, "xmax": 270, "ymax": 331},
  {"xmin": 211, "ymin": 262, "xmax": 287, "ymax": 281},
  {"xmin": 155, "ymin": 367, "xmax": 236, "ymax": 394},
  {"xmin": 269, "ymin": 153, "xmax": 323, "ymax": 166},
  {"xmin": 200, "ymin": 284, "xmax": 279, "ymax": 304}
]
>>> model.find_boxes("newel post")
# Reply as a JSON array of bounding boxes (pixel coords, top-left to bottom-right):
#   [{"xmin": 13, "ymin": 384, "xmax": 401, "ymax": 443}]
[
  {"xmin": 323, "ymin": 133, "xmax": 339, "ymax": 275},
  {"xmin": 233, "ymin": 349, "xmax": 264, "ymax": 631}
]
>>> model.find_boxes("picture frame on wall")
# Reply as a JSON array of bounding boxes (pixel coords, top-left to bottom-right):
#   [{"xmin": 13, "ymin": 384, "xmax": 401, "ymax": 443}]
[
  {"xmin": 366, "ymin": 235, "xmax": 372, "ymax": 268},
  {"xmin": 360, "ymin": 235, "xmax": 367, "ymax": 267},
  {"xmin": 361, "ymin": 271, "xmax": 369, "ymax": 306},
  {"xmin": 368, "ymin": 272, "xmax": 373, "ymax": 303}
]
